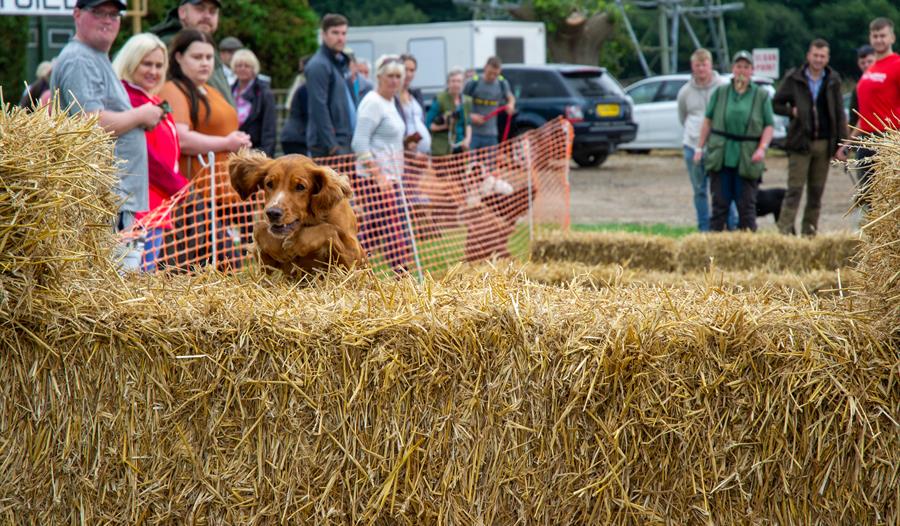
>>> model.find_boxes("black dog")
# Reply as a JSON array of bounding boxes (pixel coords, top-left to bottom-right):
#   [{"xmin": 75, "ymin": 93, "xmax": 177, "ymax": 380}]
[{"xmin": 756, "ymin": 187, "xmax": 786, "ymax": 222}]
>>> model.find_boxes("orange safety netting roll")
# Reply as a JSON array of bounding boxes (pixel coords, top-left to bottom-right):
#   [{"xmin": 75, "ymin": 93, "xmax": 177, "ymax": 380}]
[{"xmin": 120, "ymin": 117, "xmax": 573, "ymax": 278}]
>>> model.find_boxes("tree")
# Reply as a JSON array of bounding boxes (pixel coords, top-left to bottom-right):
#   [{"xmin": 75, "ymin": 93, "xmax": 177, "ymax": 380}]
[
  {"xmin": 509, "ymin": 1, "xmax": 617, "ymax": 65},
  {"xmin": 309, "ymin": 0, "xmax": 429, "ymax": 26},
  {"xmin": 113, "ymin": 1, "xmax": 318, "ymax": 88},
  {"xmin": 811, "ymin": 0, "xmax": 900, "ymax": 79},
  {"xmin": 216, "ymin": 1, "xmax": 319, "ymax": 88},
  {"xmin": 0, "ymin": 16, "xmax": 30, "ymax": 102}
]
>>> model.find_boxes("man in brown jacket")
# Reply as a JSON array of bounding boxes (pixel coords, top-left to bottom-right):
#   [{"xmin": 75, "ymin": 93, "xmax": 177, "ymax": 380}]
[{"xmin": 772, "ymin": 38, "xmax": 848, "ymax": 236}]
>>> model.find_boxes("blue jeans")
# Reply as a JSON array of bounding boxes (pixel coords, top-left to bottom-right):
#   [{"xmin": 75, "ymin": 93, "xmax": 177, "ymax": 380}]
[
  {"xmin": 142, "ymin": 227, "xmax": 166, "ymax": 272},
  {"xmin": 684, "ymin": 146, "xmax": 737, "ymax": 231},
  {"xmin": 470, "ymin": 133, "xmax": 498, "ymax": 151}
]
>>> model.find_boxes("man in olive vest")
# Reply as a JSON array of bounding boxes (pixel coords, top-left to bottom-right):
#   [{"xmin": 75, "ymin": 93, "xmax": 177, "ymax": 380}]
[{"xmin": 694, "ymin": 51, "xmax": 775, "ymax": 232}]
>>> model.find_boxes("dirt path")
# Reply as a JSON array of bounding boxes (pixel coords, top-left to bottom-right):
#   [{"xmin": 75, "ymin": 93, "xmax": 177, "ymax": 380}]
[{"xmin": 569, "ymin": 151, "xmax": 859, "ymax": 233}]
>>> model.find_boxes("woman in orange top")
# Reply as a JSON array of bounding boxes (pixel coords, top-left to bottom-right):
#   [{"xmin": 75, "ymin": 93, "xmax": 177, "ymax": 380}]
[
  {"xmin": 157, "ymin": 29, "xmax": 252, "ymax": 270},
  {"xmin": 158, "ymin": 29, "xmax": 250, "ymax": 181}
]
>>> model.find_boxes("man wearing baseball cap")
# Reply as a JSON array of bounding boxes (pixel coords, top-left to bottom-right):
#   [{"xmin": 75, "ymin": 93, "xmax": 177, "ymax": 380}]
[
  {"xmin": 219, "ymin": 36, "xmax": 243, "ymax": 85},
  {"xmin": 694, "ymin": 50, "xmax": 775, "ymax": 232},
  {"xmin": 149, "ymin": 0, "xmax": 235, "ymax": 107},
  {"xmin": 51, "ymin": 0, "xmax": 164, "ymax": 268}
]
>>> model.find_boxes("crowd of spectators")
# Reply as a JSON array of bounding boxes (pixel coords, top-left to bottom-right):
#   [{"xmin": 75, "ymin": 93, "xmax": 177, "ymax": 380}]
[{"xmin": 26, "ymin": 0, "xmax": 898, "ymax": 272}]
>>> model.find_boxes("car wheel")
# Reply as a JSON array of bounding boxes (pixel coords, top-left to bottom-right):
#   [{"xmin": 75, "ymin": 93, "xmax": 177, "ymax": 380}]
[
  {"xmin": 513, "ymin": 124, "xmax": 537, "ymax": 137},
  {"xmin": 573, "ymin": 151, "xmax": 609, "ymax": 168}
]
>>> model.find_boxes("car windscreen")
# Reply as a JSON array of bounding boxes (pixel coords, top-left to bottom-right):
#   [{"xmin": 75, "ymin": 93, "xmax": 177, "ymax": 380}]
[{"xmin": 562, "ymin": 71, "xmax": 625, "ymax": 98}]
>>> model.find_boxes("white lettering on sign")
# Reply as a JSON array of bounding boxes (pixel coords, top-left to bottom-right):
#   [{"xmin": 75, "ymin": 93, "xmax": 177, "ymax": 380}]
[
  {"xmin": 753, "ymin": 48, "xmax": 780, "ymax": 79},
  {"xmin": 0, "ymin": 0, "xmax": 78, "ymax": 16}
]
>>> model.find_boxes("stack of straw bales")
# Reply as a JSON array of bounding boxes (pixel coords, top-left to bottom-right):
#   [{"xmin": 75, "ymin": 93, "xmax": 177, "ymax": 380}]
[
  {"xmin": 2, "ymin": 105, "xmax": 897, "ymax": 524},
  {"xmin": 533, "ymin": 231, "xmax": 859, "ymax": 272},
  {"xmin": 0, "ymin": 103, "xmax": 119, "ymax": 316}
]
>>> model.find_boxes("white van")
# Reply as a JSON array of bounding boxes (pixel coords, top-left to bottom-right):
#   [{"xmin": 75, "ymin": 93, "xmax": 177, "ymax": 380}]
[{"xmin": 346, "ymin": 21, "xmax": 546, "ymax": 97}]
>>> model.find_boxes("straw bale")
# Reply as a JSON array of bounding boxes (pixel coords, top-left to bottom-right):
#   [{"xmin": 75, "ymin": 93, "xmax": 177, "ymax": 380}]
[
  {"xmin": 514, "ymin": 260, "xmax": 859, "ymax": 297},
  {"xmin": 851, "ymin": 130, "xmax": 900, "ymax": 335},
  {"xmin": 532, "ymin": 230, "xmax": 677, "ymax": 270},
  {"xmin": 1, "ymin": 268, "xmax": 897, "ymax": 524},
  {"xmin": 676, "ymin": 232, "xmax": 859, "ymax": 272},
  {"xmin": 533, "ymin": 231, "xmax": 859, "ymax": 273},
  {"xmin": 0, "ymin": 101, "xmax": 119, "ymax": 314}
]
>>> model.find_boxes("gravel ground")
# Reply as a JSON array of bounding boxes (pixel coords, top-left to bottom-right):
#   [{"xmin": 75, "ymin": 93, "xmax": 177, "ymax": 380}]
[{"xmin": 569, "ymin": 150, "xmax": 860, "ymax": 233}]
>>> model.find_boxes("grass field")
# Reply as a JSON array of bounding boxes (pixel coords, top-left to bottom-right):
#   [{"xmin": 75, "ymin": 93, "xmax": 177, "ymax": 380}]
[{"xmin": 572, "ymin": 222, "xmax": 697, "ymax": 238}]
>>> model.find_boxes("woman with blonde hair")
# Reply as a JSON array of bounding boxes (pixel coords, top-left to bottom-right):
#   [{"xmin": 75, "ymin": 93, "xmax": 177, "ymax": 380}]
[
  {"xmin": 113, "ymin": 32, "xmax": 189, "ymax": 271},
  {"xmin": 351, "ymin": 55, "xmax": 416, "ymax": 274},
  {"xmin": 230, "ymin": 48, "xmax": 277, "ymax": 156}
]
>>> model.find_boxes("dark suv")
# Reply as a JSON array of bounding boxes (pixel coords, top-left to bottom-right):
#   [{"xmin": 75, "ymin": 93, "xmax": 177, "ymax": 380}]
[{"xmin": 499, "ymin": 64, "xmax": 637, "ymax": 167}]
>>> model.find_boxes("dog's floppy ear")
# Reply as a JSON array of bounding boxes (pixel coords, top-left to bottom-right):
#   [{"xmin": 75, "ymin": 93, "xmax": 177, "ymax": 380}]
[
  {"xmin": 310, "ymin": 166, "xmax": 351, "ymax": 218},
  {"xmin": 228, "ymin": 149, "xmax": 270, "ymax": 200}
]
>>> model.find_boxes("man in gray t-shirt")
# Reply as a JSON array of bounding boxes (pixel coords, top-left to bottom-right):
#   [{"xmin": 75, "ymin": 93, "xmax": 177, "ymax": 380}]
[
  {"xmin": 464, "ymin": 56, "xmax": 516, "ymax": 150},
  {"xmin": 51, "ymin": 0, "xmax": 163, "ymax": 227},
  {"xmin": 52, "ymin": 0, "xmax": 164, "ymax": 271}
]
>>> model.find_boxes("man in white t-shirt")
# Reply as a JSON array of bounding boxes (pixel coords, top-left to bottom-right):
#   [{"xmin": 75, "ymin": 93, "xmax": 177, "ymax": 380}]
[{"xmin": 677, "ymin": 48, "xmax": 735, "ymax": 231}]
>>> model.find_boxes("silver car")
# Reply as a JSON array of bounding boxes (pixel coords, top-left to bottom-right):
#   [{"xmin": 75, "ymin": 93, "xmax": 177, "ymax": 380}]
[{"xmin": 620, "ymin": 73, "xmax": 788, "ymax": 151}]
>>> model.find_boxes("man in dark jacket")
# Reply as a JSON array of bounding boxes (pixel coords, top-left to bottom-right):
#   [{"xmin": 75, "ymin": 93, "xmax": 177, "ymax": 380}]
[
  {"xmin": 305, "ymin": 13, "xmax": 355, "ymax": 157},
  {"xmin": 773, "ymin": 39, "xmax": 848, "ymax": 236},
  {"xmin": 149, "ymin": 0, "xmax": 235, "ymax": 107}
]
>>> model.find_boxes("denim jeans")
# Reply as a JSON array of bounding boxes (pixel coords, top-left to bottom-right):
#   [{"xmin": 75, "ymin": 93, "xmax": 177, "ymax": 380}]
[
  {"xmin": 114, "ymin": 211, "xmax": 143, "ymax": 272},
  {"xmin": 142, "ymin": 226, "xmax": 166, "ymax": 272},
  {"xmin": 684, "ymin": 146, "xmax": 738, "ymax": 231},
  {"xmin": 470, "ymin": 133, "xmax": 498, "ymax": 151}
]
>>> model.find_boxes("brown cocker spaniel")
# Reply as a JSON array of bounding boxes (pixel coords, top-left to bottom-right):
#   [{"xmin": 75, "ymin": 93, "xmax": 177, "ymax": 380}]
[{"xmin": 228, "ymin": 151, "xmax": 365, "ymax": 275}]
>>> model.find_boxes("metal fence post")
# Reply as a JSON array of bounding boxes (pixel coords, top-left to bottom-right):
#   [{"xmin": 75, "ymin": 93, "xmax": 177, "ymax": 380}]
[
  {"xmin": 198, "ymin": 152, "xmax": 217, "ymax": 266},
  {"xmin": 396, "ymin": 172, "xmax": 424, "ymax": 282},
  {"xmin": 524, "ymin": 137, "xmax": 535, "ymax": 242}
]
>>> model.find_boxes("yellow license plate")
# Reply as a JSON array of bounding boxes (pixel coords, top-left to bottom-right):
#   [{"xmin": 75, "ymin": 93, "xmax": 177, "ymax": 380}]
[{"xmin": 596, "ymin": 104, "xmax": 620, "ymax": 117}]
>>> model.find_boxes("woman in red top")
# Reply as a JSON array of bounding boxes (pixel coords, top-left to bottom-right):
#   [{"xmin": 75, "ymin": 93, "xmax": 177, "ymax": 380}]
[{"xmin": 113, "ymin": 33, "xmax": 189, "ymax": 271}]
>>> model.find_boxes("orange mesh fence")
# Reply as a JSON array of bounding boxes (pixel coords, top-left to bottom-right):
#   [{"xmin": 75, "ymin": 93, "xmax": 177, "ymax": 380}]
[{"xmin": 120, "ymin": 117, "xmax": 573, "ymax": 278}]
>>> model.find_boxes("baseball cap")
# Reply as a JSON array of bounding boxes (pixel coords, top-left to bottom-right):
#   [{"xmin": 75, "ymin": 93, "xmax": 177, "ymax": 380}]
[
  {"xmin": 219, "ymin": 36, "xmax": 244, "ymax": 51},
  {"xmin": 857, "ymin": 44, "xmax": 875, "ymax": 58},
  {"xmin": 732, "ymin": 50, "xmax": 753, "ymax": 65},
  {"xmin": 180, "ymin": 0, "xmax": 222, "ymax": 6},
  {"xmin": 76, "ymin": 0, "xmax": 127, "ymax": 9}
]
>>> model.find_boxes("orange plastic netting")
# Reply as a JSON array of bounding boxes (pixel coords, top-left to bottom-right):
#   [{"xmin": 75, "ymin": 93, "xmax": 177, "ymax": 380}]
[{"xmin": 122, "ymin": 118, "xmax": 573, "ymax": 278}]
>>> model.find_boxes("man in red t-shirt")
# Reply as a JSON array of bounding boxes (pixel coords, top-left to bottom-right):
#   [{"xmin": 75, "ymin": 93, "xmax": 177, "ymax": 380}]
[{"xmin": 847, "ymin": 17, "xmax": 900, "ymax": 202}]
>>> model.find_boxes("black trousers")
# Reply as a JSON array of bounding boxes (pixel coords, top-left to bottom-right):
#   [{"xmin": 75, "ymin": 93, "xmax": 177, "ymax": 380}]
[
  {"xmin": 710, "ymin": 167, "xmax": 760, "ymax": 232},
  {"xmin": 281, "ymin": 141, "xmax": 307, "ymax": 156},
  {"xmin": 855, "ymin": 146, "xmax": 877, "ymax": 206}
]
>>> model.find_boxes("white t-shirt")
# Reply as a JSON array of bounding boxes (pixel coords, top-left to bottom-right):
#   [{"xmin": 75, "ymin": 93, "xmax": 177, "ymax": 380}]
[
  {"xmin": 351, "ymin": 91, "xmax": 405, "ymax": 180},
  {"xmin": 400, "ymin": 96, "xmax": 432, "ymax": 154}
]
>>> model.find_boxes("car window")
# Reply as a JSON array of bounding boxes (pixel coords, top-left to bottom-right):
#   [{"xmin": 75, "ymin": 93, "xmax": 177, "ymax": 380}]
[
  {"xmin": 562, "ymin": 71, "xmax": 625, "ymax": 98},
  {"xmin": 626, "ymin": 81, "xmax": 660, "ymax": 104},
  {"xmin": 656, "ymin": 79, "xmax": 688, "ymax": 102},
  {"xmin": 502, "ymin": 70, "xmax": 524, "ymax": 98},
  {"xmin": 516, "ymin": 71, "xmax": 567, "ymax": 98}
]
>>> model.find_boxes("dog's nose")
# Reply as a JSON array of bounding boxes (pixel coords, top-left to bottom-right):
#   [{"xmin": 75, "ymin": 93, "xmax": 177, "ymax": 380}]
[{"xmin": 266, "ymin": 207, "xmax": 283, "ymax": 222}]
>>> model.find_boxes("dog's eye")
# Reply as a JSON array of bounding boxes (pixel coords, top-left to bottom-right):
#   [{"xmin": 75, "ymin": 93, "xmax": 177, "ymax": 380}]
[
  {"xmin": 265, "ymin": 179, "xmax": 273, "ymax": 189},
  {"xmin": 295, "ymin": 183, "xmax": 306, "ymax": 191}
]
